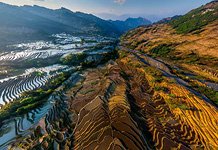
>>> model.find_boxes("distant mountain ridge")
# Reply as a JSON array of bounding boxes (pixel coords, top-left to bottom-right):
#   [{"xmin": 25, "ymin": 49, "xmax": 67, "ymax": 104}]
[
  {"xmin": 0, "ymin": 2, "xmax": 151, "ymax": 47},
  {"xmin": 20, "ymin": 5, "xmax": 120, "ymax": 35},
  {"xmin": 110, "ymin": 17, "xmax": 152, "ymax": 32},
  {"xmin": 0, "ymin": 2, "xmax": 120, "ymax": 46}
]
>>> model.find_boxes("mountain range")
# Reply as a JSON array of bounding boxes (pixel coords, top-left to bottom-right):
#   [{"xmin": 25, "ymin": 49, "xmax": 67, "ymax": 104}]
[
  {"xmin": 4, "ymin": 0, "xmax": 218, "ymax": 149},
  {"xmin": 110, "ymin": 17, "xmax": 151, "ymax": 33},
  {"xmin": 0, "ymin": 2, "xmax": 151, "ymax": 47},
  {"xmin": 1, "ymin": 0, "xmax": 218, "ymax": 149}
]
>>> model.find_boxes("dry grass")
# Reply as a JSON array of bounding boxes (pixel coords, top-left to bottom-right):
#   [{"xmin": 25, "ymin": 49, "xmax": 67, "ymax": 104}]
[
  {"xmin": 118, "ymin": 52, "xmax": 218, "ymax": 149},
  {"xmin": 123, "ymin": 21, "xmax": 218, "ymax": 58}
]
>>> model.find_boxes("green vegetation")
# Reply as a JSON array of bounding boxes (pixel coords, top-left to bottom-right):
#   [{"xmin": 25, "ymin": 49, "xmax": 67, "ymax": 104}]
[
  {"xmin": 128, "ymin": 61, "xmax": 143, "ymax": 68},
  {"xmin": 150, "ymin": 44, "xmax": 174, "ymax": 57},
  {"xmin": 0, "ymin": 72, "xmax": 70, "ymax": 122},
  {"xmin": 34, "ymin": 71, "xmax": 46, "ymax": 77},
  {"xmin": 119, "ymin": 51, "xmax": 129, "ymax": 58},
  {"xmin": 165, "ymin": 98, "xmax": 190, "ymax": 110},
  {"xmin": 193, "ymin": 86, "xmax": 218, "ymax": 105},
  {"xmin": 143, "ymin": 66, "xmax": 163, "ymax": 83},
  {"xmin": 150, "ymin": 45, "xmax": 218, "ymax": 69},
  {"xmin": 183, "ymin": 52, "xmax": 200, "ymax": 64},
  {"xmin": 152, "ymin": 76, "xmax": 164, "ymax": 83},
  {"xmin": 61, "ymin": 53, "xmax": 87, "ymax": 65},
  {"xmin": 172, "ymin": 67, "xmax": 218, "ymax": 106},
  {"xmin": 81, "ymin": 50, "xmax": 118, "ymax": 68},
  {"xmin": 0, "ymin": 90, "xmax": 50, "ymax": 122},
  {"xmin": 91, "ymin": 81, "xmax": 99, "ymax": 86},
  {"xmin": 80, "ymin": 89, "xmax": 95, "ymax": 95},
  {"xmin": 168, "ymin": 78, "xmax": 177, "ymax": 84},
  {"xmin": 15, "ymin": 90, "xmax": 53, "ymax": 114},
  {"xmin": 0, "ymin": 44, "xmax": 118, "ymax": 124},
  {"xmin": 90, "ymin": 41, "xmax": 117, "ymax": 50},
  {"xmin": 178, "ymin": 103, "xmax": 190, "ymax": 110},
  {"xmin": 169, "ymin": 93, "xmax": 176, "ymax": 98},
  {"xmin": 182, "ymin": 52, "xmax": 218, "ymax": 68},
  {"xmin": 127, "ymin": 39, "xmax": 147, "ymax": 50},
  {"xmin": 154, "ymin": 86, "xmax": 168, "ymax": 92},
  {"xmin": 170, "ymin": 3, "xmax": 218, "ymax": 34},
  {"xmin": 61, "ymin": 46, "xmax": 118, "ymax": 68}
]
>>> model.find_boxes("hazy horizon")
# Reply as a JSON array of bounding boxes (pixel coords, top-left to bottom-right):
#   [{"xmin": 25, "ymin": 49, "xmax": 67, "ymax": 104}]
[{"xmin": 0, "ymin": 0, "xmax": 213, "ymax": 21}]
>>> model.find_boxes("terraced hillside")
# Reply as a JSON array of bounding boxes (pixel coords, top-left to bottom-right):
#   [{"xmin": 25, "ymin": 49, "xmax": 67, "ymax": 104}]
[
  {"xmin": 8, "ymin": 48, "xmax": 218, "ymax": 149},
  {"xmin": 121, "ymin": 0, "xmax": 218, "ymax": 105},
  {"xmin": 1, "ymin": 1, "xmax": 218, "ymax": 150},
  {"xmin": 0, "ymin": 33, "xmax": 118, "ymax": 148},
  {"xmin": 0, "ymin": 65, "xmax": 67, "ymax": 105}
]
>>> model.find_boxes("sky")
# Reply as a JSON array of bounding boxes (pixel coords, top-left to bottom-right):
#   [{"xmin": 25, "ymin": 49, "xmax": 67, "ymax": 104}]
[{"xmin": 0, "ymin": 0, "xmax": 213, "ymax": 21}]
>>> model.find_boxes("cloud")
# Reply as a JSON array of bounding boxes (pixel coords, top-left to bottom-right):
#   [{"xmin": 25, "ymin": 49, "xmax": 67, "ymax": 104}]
[{"xmin": 114, "ymin": 0, "xmax": 126, "ymax": 5}]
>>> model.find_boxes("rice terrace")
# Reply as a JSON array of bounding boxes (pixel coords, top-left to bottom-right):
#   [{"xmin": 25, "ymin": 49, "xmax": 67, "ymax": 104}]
[{"xmin": 0, "ymin": 0, "xmax": 217, "ymax": 149}]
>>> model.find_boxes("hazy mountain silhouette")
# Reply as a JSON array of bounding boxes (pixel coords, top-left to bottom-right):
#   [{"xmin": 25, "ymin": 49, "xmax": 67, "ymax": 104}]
[
  {"xmin": 0, "ymin": 3, "xmax": 118, "ymax": 46},
  {"xmin": 110, "ymin": 17, "xmax": 151, "ymax": 32},
  {"xmin": 0, "ymin": 2, "xmax": 152, "ymax": 47}
]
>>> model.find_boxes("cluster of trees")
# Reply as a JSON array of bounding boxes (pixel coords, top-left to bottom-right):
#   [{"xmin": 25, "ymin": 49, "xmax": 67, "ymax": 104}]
[
  {"xmin": 150, "ymin": 44, "xmax": 174, "ymax": 57},
  {"xmin": 61, "ymin": 53, "xmax": 87, "ymax": 66}
]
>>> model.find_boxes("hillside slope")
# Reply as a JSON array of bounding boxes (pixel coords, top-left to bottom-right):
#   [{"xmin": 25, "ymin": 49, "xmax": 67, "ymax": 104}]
[
  {"xmin": 0, "ymin": 3, "xmax": 120, "ymax": 46},
  {"xmin": 2, "ymin": 1, "xmax": 218, "ymax": 150},
  {"xmin": 9, "ymin": 47, "xmax": 218, "ymax": 150},
  {"xmin": 121, "ymin": 1, "xmax": 218, "ymax": 84}
]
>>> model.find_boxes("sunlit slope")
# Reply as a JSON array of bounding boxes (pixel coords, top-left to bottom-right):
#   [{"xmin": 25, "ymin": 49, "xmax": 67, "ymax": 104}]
[
  {"xmin": 121, "ymin": 1, "xmax": 218, "ymax": 83},
  {"xmin": 4, "ymin": 1, "xmax": 218, "ymax": 149},
  {"xmin": 11, "ymin": 51, "xmax": 218, "ymax": 149},
  {"xmin": 118, "ymin": 52, "xmax": 218, "ymax": 149}
]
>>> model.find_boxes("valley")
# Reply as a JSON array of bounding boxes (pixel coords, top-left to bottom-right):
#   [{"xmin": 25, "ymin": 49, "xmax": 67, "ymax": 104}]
[
  {"xmin": 0, "ymin": 0, "xmax": 218, "ymax": 150},
  {"xmin": 5, "ymin": 44, "xmax": 218, "ymax": 149},
  {"xmin": 0, "ymin": 34, "xmax": 117, "ymax": 149}
]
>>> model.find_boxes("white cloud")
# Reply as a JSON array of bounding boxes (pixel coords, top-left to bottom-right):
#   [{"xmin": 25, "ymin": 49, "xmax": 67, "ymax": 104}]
[{"xmin": 114, "ymin": 0, "xmax": 126, "ymax": 5}]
